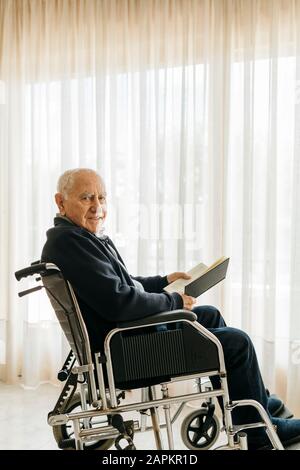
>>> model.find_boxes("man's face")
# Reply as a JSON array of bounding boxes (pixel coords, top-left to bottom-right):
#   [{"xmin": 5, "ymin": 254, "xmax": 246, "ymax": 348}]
[{"xmin": 56, "ymin": 173, "xmax": 107, "ymax": 234}]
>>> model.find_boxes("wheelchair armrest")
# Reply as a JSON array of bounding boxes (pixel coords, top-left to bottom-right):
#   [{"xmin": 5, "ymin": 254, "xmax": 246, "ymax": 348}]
[{"xmin": 116, "ymin": 309, "xmax": 197, "ymax": 329}]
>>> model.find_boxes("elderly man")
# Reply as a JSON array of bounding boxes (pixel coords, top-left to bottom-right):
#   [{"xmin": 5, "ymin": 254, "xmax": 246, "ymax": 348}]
[{"xmin": 42, "ymin": 168, "xmax": 300, "ymax": 449}]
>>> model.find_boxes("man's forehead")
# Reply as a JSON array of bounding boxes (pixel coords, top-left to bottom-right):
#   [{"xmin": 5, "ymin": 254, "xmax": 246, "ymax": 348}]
[{"xmin": 72, "ymin": 174, "xmax": 105, "ymax": 193}]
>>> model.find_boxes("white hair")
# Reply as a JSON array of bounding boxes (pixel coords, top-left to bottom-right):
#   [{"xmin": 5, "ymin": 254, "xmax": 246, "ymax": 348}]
[{"xmin": 57, "ymin": 168, "xmax": 103, "ymax": 198}]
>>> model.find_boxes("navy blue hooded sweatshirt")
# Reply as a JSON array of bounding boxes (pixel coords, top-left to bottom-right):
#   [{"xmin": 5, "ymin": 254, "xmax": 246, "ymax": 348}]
[{"xmin": 41, "ymin": 217, "xmax": 183, "ymax": 352}]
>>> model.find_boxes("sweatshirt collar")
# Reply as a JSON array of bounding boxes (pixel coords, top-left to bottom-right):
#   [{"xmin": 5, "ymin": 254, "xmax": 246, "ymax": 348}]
[
  {"xmin": 54, "ymin": 214, "xmax": 76, "ymax": 226},
  {"xmin": 53, "ymin": 214, "xmax": 107, "ymax": 240}
]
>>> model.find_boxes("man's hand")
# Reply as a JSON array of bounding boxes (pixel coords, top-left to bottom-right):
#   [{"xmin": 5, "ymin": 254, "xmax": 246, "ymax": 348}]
[
  {"xmin": 166, "ymin": 272, "xmax": 196, "ymax": 309},
  {"xmin": 180, "ymin": 294, "xmax": 196, "ymax": 310},
  {"xmin": 167, "ymin": 272, "xmax": 191, "ymax": 284}
]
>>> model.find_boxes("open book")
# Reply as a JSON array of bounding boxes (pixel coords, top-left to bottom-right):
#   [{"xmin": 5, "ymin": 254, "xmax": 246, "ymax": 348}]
[{"xmin": 164, "ymin": 256, "xmax": 230, "ymax": 298}]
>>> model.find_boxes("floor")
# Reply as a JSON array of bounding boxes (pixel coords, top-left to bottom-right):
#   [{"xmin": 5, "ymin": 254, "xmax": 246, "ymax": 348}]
[
  {"xmin": 0, "ymin": 380, "xmax": 225, "ymax": 450},
  {"xmin": 0, "ymin": 381, "xmax": 299, "ymax": 450}
]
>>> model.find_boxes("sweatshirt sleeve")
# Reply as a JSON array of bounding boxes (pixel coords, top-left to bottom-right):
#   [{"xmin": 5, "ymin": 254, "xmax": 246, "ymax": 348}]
[
  {"xmin": 43, "ymin": 230, "xmax": 183, "ymax": 323},
  {"xmin": 131, "ymin": 275, "xmax": 169, "ymax": 293}
]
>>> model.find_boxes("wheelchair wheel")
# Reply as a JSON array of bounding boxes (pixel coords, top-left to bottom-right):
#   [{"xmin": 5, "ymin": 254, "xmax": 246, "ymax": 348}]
[
  {"xmin": 53, "ymin": 392, "xmax": 114, "ymax": 450},
  {"xmin": 181, "ymin": 409, "xmax": 220, "ymax": 450}
]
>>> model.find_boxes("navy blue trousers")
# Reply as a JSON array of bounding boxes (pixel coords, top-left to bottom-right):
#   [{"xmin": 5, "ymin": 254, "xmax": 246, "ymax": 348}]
[{"xmin": 193, "ymin": 305, "xmax": 269, "ymax": 425}]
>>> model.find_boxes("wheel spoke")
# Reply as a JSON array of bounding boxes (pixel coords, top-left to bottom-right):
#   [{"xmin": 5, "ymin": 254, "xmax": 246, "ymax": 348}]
[
  {"xmin": 189, "ymin": 426, "xmax": 199, "ymax": 433},
  {"xmin": 191, "ymin": 433, "xmax": 202, "ymax": 445}
]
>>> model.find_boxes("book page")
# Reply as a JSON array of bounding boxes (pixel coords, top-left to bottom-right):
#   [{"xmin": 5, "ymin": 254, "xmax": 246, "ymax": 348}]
[
  {"xmin": 164, "ymin": 263, "xmax": 208, "ymax": 294},
  {"xmin": 206, "ymin": 256, "xmax": 228, "ymax": 272}
]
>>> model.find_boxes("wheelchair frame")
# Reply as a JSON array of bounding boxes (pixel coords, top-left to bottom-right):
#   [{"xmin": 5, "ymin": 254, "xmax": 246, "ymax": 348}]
[{"xmin": 15, "ymin": 262, "xmax": 284, "ymax": 450}]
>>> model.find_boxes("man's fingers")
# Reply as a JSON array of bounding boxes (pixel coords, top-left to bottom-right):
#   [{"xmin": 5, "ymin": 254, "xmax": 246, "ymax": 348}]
[
  {"xmin": 181, "ymin": 293, "xmax": 196, "ymax": 310},
  {"xmin": 181, "ymin": 272, "xmax": 192, "ymax": 279},
  {"xmin": 167, "ymin": 272, "xmax": 192, "ymax": 283},
  {"xmin": 188, "ymin": 297, "xmax": 196, "ymax": 308}
]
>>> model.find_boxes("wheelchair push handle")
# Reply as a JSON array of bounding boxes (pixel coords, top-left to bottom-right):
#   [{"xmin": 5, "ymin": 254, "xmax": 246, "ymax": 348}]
[
  {"xmin": 15, "ymin": 262, "xmax": 60, "ymax": 281},
  {"xmin": 15, "ymin": 263, "xmax": 48, "ymax": 281}
]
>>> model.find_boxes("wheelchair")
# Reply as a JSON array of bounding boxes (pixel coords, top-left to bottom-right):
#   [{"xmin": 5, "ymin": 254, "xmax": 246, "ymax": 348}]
[{"xmin": 15, "ymin": 261, "xmax": 284, "ymax": 450}]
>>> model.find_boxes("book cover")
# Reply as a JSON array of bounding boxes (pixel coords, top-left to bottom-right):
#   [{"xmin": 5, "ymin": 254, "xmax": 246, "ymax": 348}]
[{"xmin": 164, "ymin": 257, "xmax": 230, "ymax": 298}]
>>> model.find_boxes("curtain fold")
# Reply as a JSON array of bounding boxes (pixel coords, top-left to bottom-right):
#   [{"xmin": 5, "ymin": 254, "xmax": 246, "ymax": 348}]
[{"xmin": 0, "ymin": 0, "xmax": 300, "ymax": 415}]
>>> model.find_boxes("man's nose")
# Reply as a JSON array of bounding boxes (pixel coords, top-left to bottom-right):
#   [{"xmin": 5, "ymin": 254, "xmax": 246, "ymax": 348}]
[
  {"xmin": 91, "ymin": 200, "xmax": 104, "ymax": 215},
  {"xmin": 91, "ymin": 196, "xmax": 101, "ymax": 208}
]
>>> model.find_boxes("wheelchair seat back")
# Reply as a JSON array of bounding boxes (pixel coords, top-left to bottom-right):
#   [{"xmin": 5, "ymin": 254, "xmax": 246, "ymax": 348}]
[{"xmin": 42, "ymin": 271, "xmax": 91, "ymax": 368}]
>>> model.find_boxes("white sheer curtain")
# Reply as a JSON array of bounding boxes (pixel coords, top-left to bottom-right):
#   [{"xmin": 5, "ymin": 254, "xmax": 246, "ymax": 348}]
[{"xmin": 0, "ymin": 0, "xmax": 300, "ymax": 414}]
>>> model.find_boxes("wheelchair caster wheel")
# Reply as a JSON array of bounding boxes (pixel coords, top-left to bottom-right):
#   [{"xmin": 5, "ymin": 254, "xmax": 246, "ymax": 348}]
[
  {"xmin": 181, "ymin": 409, "xmax": 220, "ymax": 450},
  {"xmin": 53, "ymin": 392, "xmax": 114, "ymax": 450}
]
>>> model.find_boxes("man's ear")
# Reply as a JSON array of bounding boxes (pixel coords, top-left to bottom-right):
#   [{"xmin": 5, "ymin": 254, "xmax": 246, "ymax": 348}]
[{"xmin": 55, "ymin": 193, "xmax": 66, "ymax": 215}]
